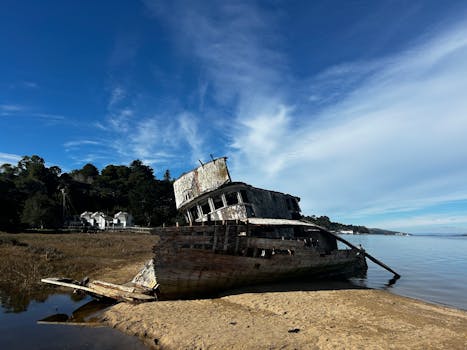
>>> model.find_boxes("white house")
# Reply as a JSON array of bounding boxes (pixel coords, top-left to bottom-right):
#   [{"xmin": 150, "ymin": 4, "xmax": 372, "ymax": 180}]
[
  {"xmin": 113, "ymin": 211, "xmax": 133, "ymax": 228},
  {"xmin": 80, "ymin": 211, "xmax": 95, "ymax": 226},
  {"xmin": 91, "ymin": 211, "xmax": 113, "ymax": 230}
]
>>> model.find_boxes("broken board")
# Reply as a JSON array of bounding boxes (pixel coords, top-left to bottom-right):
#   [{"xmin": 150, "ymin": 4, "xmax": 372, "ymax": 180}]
[{"xmin": 41, "ymin": 277, "xmax": 158, "ymax": 303}]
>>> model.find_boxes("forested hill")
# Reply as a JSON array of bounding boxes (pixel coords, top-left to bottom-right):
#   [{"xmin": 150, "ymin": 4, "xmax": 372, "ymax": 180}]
[
  {"xmin": 302, "ymin": 215, "xmax": 370, "ymax": 234},
  {"xmin": 0, "ymin": 155, "xmax": 177, "ymax": 231}
]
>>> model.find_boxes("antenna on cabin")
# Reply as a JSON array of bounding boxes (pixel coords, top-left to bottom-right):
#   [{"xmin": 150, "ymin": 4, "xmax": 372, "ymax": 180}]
[{"xmin": 199, "ymin": 159, "xmax": 204, "ymax": 166}]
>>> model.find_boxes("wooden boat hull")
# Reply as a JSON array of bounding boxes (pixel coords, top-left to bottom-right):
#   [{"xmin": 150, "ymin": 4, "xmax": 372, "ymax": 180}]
[
  {"xmin": 145, "ymin": 222, "xmax": 367, "ymax": 299},
  {"xmin": 153, "ymin": 249, "xmax": 366, "ymax": 299}
]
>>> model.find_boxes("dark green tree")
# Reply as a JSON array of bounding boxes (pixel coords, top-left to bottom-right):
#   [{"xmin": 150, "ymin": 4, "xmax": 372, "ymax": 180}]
[
  {"xmin": 0, "ymin": 177, "xmax": 21, "ymax": 230},
  {"xmin": 95, "ymin": 164, "xmax": 131, "ymax": 213},
  {"xmin": 163, "ymin": 169, "xmax": 171, "ymax": 182},
  {"xmin": 21, "ymin": 192, "xmax": 61, "ymax": 228},
  {"xmin": 70, "ymin": 163, "xmax": 99, "ymax": 184},
  {"xmin": 0, "ymin": 155, "xmax": 179, "ymax": 231},
  {"xmin": 128, "ymin": 160, "xmax": 157, "ymax": 226}
]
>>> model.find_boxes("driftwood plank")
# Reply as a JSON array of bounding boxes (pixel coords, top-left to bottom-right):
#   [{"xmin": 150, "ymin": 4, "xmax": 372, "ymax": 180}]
[{"xmin": 41, "ymin": 278, "xmax": 157, "ymax": 303}]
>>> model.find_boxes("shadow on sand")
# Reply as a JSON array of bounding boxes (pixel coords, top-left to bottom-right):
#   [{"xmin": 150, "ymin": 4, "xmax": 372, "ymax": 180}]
[{"xmin": 218, "ymin": 277, "xmax": 370, "ymax": 297}]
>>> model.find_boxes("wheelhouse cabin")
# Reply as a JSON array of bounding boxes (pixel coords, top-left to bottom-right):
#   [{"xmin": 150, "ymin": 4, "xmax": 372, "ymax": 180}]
[{"xmin": 174, "ymin": 157, "xmax": 302, "ymax": 225}]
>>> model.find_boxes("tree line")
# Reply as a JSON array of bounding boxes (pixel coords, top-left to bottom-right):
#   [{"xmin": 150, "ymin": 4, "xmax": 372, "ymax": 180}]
[
  {"xmin": 302, "ymin": 215, "xmax": 370, "ymax": 233},
  {"xmin": 0, "ymin": 155, "xmax": 178, "ymax": 231}
]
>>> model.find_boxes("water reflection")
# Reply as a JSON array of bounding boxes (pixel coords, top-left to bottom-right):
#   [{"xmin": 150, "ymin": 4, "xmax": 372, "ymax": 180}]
[
  {"xmin": 38, "ymin": 299, "xmax": 115, "ymax": 325},
  {"xmin": 385, "ymin": 276, "xmax": 400, "ymax": 287},
  {"xmin": 0, "ymin": 285, "xmax": 88, "ymax": 314},
  {"xmin": 0, "ymin": 288, "xmax": 49, "ymax": 313},
  {"xmin": 0, "ymin": 292, "xmax": 148, "ymax": 350}
]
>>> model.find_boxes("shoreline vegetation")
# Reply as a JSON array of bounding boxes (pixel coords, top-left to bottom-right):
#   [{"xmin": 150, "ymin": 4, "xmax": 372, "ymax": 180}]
[{"xmin": 1, "ymin": 231, "xmax": 466, "ymax": 349}]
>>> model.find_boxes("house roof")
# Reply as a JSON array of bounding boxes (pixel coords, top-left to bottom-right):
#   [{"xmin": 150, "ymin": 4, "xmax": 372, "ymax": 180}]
[{"xmin": 114, "ymin": 211, "xmax": 130, "ymax": 218}]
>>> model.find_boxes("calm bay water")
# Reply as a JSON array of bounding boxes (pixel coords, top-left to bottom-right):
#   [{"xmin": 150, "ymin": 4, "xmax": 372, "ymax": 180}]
[{"xmin": 342, "ymin": 234, "xmax": 467, "ymax": 310}]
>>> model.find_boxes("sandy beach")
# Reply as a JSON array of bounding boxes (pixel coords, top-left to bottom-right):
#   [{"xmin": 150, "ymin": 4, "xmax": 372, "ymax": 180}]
[{"xmin": 102, "ymin": 286, "xmax": 467, "ymax": 349}]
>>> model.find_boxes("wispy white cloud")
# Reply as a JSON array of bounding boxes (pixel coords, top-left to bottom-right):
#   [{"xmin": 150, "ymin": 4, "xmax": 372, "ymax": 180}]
[
  {"xmin": 144, "ymin": 1, "xmax": 285, "ymax": 105},
  {"xmin": 8, "ymin": 81, "xmax": 38, "ymax": 89},
  {"xmin": 142, "ymin": 0, "xmax": 287, "ymax": 167},
  {"xmin": 30, "ymin": 113, "xmax": 66, "ymax": 120},
  {"xmin": 64, "ymin": 140, "xmax": 102, "ymax": 149},
  {"xmin": 0, "ymin": 152, "xmax": 22, "ymax": 165},
  {"xmin": 127, "ymin": 116, "xmax": 177, "ymax": 159},
  {"xmin": 143, "ymin": 1, "xmax": 467, "ymax": 232},
  {"xmin": 96, "ymin": 84, "xmax": 183, "ymax": 168},
  {"xmin": 108, "ymin": 108, "xmax": 134, "ymax": 133},
  {"xmin": 178, "ymin": 113, "xmax": 204, "ymax": 163},
  {"xmin": 230, "ymin": 22, "xmax": 467, "ymax": 231},
  {"xmin": 21, "ymin": 81, "xmax": 38, "ymax": 89},
  {"xmin": 0, "ymin": 104, "xmax": 24, "ymax": 112},
  {"xmin": 198, "ymin": 80, "xmax": 209, "ymax": 111},
  {"xmin": 107, "ymin": 110, "xmax": 208, "ymax": 169},
  {"xmin": 108, "ymin": 86, "xmax": 126, "ymax": 109},
  {"xmin": 0, "ymin": 105, "xmax": 67, "ymax": 121}
]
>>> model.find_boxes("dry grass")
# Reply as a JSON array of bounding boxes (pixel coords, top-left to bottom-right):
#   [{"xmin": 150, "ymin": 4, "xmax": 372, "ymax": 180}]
[{"xmin": 0, "ymin": 231, "xmax": 158, "ymax": 312}]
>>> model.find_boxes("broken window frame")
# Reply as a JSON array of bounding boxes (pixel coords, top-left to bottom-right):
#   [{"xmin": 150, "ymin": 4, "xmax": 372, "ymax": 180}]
[
  {"xmin": 225, "ymin": 192, "xmax": 239, "ymax": 206},
  {"xmin": 200, "ymin": 201, "xmax": 211, "ymax": 215},
  {"xmin": 239, "ymin": 189, "xmax": 250, "ymax": 204},
  {"xmin": 189, "ymin": 206, "xmax": 200, "ymax": 221},
  {"xmin": 212, "ymin": 195, "xmax": 224, "ymax": 210}
]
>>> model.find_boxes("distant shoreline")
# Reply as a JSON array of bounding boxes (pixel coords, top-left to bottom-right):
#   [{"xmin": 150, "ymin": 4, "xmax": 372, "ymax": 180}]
[
  {"xmin": 337, "ymin": 228, "xmax": 410, "ymax": 236},
  {"xmin": 339, "ymin": 232, "xmax": 467, "ymax": 237}
]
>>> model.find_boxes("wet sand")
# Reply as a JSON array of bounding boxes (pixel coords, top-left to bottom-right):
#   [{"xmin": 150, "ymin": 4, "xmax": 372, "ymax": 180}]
[{"xmin": 102, "ymin": 286, "xmax": 467, "ymax": 349}]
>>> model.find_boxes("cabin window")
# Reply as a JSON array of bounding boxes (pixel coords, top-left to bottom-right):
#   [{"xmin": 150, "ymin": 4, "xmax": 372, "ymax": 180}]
[
  {"xmin": 225, "ymin": 192, "xmax": 239, "ymax": 205},
  {"xmin": 183, "ymin": 190, "xmax": 193, "ymax": 201},
  {"xmin": 189, "ymin": 206, "xmax": 199, "ymax": 221},
  {"xmin": 213, "ymin": 196, "xmax": 224, "ymax": 210},
  {"xmin": 240, "ymin": 190, "xmax": 250, "ymax": 203},
  {"xmin": 200, "ymin": 201, "xmax": 211, "ymax": 215}
]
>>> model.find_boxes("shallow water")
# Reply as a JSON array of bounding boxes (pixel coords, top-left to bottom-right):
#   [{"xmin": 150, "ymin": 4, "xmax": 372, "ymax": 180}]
[
  {"xmin": 0, "ymin": 293, "xmax": 148, "ymax": 350},
  {"xmin": 342, "ymin": 234, "xmax": 467, "ymax": 310}
]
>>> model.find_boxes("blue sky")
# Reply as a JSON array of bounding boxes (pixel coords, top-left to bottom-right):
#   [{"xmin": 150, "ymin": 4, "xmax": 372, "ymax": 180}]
[{"xmin": 2, "ymin": 1, "xmax": 467, "ymax": 233}]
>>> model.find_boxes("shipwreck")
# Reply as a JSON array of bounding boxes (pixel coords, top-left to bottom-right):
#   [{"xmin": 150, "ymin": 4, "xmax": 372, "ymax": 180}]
[{"xmin": 43, "ymin": 157, "xmax": 399, "ymax": 302}]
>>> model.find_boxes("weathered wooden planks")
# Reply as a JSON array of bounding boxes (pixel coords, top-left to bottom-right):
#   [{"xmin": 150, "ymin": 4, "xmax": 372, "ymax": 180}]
[
  {"xmin": 41, "ymin": 278, "xmax": 158, "ymax": 303},
  {"xmin": 147, "ymin": 222, "xmax": 368, "ymax": 299}
]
